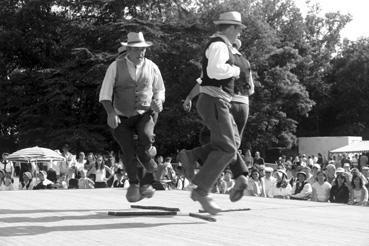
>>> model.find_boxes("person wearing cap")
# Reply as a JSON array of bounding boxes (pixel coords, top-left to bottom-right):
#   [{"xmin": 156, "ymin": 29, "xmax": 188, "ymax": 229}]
[
  {"xmin": 262, "ymin": 167, "xmax": 276, "ymax": 198},
  {"xmin": 180, "ymin": 37, "xmax": 253, "ymax": 203},
  {"xmin": 272, "ymin": 169, "xmax": 292, "ymax": 199},
  {"xmin": 99, "ymin": 32, "xmax": 165, "ymax": 202},
  {"xmin": 290, "ymin": 170, "xmax": 312, "ymax": 200},
  {"xmin": 176, "ymin": 11, "xmax": 248, "ymax": 214}
]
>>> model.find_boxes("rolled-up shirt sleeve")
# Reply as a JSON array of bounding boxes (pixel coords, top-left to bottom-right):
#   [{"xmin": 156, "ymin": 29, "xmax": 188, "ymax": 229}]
[
  {"xmin": 206, "ymin": 42, "xmax": 240, "ymax": 79},
  {"xmin": 99, "ymin": 61, "xmax": 117, "ymax": 102},
  {"xmin": 152, "ymin": 64, "xmax": 165, "ymax": 102}
]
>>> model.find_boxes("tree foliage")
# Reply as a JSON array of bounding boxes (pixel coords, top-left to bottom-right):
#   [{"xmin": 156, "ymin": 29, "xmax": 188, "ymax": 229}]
[{"xmin": 0, "ymin": 0, "xmax": 358, "ymax": 156}]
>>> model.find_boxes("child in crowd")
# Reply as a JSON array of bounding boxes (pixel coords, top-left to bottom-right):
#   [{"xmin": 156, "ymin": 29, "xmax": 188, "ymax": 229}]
[{"xmin": 78, "ymin": 170, "xmax": 95, "ymax": 189}]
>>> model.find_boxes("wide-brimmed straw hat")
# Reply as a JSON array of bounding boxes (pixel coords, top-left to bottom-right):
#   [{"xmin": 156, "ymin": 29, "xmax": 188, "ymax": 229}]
[
  {"xmin": 120, "ymin": 32, "xmax": 153, "ymax": 47},
  {"xmin": 213, "ymin": 11, "xmax": 246, "ymax": 28}
]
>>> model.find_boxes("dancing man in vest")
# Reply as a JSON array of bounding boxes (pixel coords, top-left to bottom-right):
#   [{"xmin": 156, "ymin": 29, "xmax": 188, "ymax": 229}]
[
  {"xmin": 181, "ymin": 37, "xmax": 254, "ymax": 203},
  {"xmin": 99, "ymin": 32, "xmax": 165, "ymax": 202},
  {"xmin": 178, "ymin": 11, "xmax": 248, "ymax": 214}
]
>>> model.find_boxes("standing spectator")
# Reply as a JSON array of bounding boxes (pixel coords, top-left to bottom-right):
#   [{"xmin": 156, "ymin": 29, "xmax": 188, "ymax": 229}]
[
  {"xmin": 247, "ymin": 169, "xmax": 265, "ymax": 197},
  {"xmin": 317, "ymin": 153, "xmax": 324, "ymax": 165},
  {"xmin": 308, "ymin": 164, "xmax": 320, "ymax": 184},
  {"xmin": 329, "ymin": 173, "xmax": 350, "ymax": 204},
  {"xmin": 0, "ymin": 173, "xmax": 15, "ymax": 191},
  {"xmin": 263, "ymin": 167, "xmax": 276, "ymax": 198},
  {"xmin": 0, "ymin": 153, "xmax": 14, "ymax": 178},
  {"xmin": 362, "ymin": 167, "xmax": 369, "ymax": 190},
  {"xmin": 351, "ymin": 154, "xmax": 359, "ymax": 169},
  {"xmin": 75, "ymin": 152, "xmax": 86, "ymax": 172},
  {"xmin": 85, "ymin": 152, "xmax": 97, "ymax": 182},
  {"xmin": 212, "ymin": 172, "xmax": 227, "ymax": 194},
  {"xmin": 94, "ymin": 154, "xmax": 113, "ymax": 188},
  {"xmin": 359, "ymin": 153, "xmax": 368, "ymax": 170},
  {"xmin": 272, "ymin": 169, "xmax": 292, "ymax": 199},
  {"xmin": 253, "ymin": 151, "xmax": 265, "ymax": 169},
  {"xmin": 290, "ymin": 170, "xmax": 312, "ymax": 200},
  {"xmin": 292, "ymin": 156, "xmax": 301, "ymax": 168},
  {"xmin": 311, "ymin": 171, "xmax": 331, "ymax": 202},
  {"xmin": 340, "ymin": 154, "xmax": 351, "ymax": 168},
  {"xmin": 244, "ymin": 149, "xmax": 253, "ymax": 169},
  {"xmin": 348, "ymin": 174, "xmax": 368, "ymax": 206}
]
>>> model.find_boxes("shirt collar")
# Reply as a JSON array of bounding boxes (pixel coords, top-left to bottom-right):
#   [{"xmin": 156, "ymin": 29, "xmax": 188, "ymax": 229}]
[
  {"xmin": 211, "ymin": 33, "xmax": 241, "ymax": 55},
  {"xmin": 125, "ymin": 56, "xmax": 144, "ymax": 67}
]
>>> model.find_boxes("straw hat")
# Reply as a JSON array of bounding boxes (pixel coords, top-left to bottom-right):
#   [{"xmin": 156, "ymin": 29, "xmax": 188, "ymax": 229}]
[
  {"xmin": 120, "ymin": 32, "xmax": 153, "ymax": 47},
  {"xmin": 213, "ymin": 11, "xmax": 246, "ymax": 28}
]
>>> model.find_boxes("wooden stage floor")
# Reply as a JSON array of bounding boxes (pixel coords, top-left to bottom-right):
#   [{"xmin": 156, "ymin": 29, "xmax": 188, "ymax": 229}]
[{"xmin": 0, "ymin": 188, "xmax": 367, "ymax": 246}]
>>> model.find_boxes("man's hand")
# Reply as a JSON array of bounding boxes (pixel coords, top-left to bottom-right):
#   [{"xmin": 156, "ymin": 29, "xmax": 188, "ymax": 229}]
[
  {"xmin": 107, "ymin": 112, "xmax": 121, "ymax": 129},
  {"xmin": 151, "ymin": 99, "xmax": 163, "ymax": 112},
  {"xmin": 183, "ymin": 98, "xmax": 192, "ymax": 112}
]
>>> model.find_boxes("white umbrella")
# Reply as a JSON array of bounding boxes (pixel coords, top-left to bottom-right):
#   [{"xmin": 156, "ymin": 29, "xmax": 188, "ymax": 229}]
[{"xmin": 6, "ymin": 146, "xmax": 66, "ymax": 162}]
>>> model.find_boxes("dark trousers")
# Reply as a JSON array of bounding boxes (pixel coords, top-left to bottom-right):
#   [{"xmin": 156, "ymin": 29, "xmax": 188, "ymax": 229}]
[
  {"xmin": 194, "ymin": 100, "xmax": 249, "ymax": 179},
  {"xmin": 112, "ymin": 111, "xmax": 157, "ymax": 185},
  {"xmin": 190, "ymin": 94, "xmax": 242, "ymax": 193}
]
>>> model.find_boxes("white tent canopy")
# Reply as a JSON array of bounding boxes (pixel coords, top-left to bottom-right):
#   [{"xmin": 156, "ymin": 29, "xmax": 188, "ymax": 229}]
[{"xmin": 330, "ymin": 141, "xmax": 369, "ymax": 153}]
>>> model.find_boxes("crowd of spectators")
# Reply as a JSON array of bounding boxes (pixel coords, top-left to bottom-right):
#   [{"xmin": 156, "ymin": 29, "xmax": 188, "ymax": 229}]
[
  {"xmin": 1, "ymin": 145, "xmax": 369, "ymax": 207},
  {"xmin": 210, "ymin": 151, "xmax": 368, "ymax": 206}
]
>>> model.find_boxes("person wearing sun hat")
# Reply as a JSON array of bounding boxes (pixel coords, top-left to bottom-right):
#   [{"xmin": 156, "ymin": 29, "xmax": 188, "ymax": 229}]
[
  {"xmin": 177, "ymin": 11, "xmax": 248, "ymax": 214},
  {"xmin": 290, "ymin": 170, "xmax": 312, "ymax": 200},
  {"xmin": 99, "ymin": 31, "xmax": 165, "ymax": 203}
]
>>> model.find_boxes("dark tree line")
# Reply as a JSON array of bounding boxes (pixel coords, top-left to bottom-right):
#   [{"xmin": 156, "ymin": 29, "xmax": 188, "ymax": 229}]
[{"xmin": 1, "ymin": 0, "xmax": 368, "ymax": 159}]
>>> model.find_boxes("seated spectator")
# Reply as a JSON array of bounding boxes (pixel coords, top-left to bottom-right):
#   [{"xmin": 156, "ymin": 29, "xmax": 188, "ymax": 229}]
[
  {"xmin": 290, "ymin": 170, "xmax": 312, "ymax": 200},
  {"xmin": 112, "ymin": 168, "xmax": 126, "ymax": 188},
  {"xmin": 263, "ymin": 167, "xmax": 276, "ymax": 198},
  {"xmin": 78, "ymin": 170, "xmax": 95, "ymax": 189},
  {"xmin": 223, "ymin": 169, "xmax": 235, "ymax": 194},
  {"xmin": 247, "ymin": 169, "xmax": 265, "ymax": 197},
  {"xmin": 212, "ymin": 172, "xmax": 227, "ymax": 194},
  {"xmin": 33, "ymin": 171, "xmax": 55, "ymax": 190},
  {"xmin": 329, "ymin": 173, "xmax": 350, "ymax": 204},
  {"xmin": 19, "ymin": 171, "xmax": 34, "ymax": 190},
  {"xmin": 348, "ymin": 174, "xmax": 368, "ymax": 206},
  {"xmin": 311, "ymin": 171, "xmax": 331, "ymax": 202},
  {"xmin": 0, "ymin": 173, "xmax": 15, "ymax": 191},
  {"xmin": 271, "ymin": 169, "xmax": 292, "ymax": 199}
]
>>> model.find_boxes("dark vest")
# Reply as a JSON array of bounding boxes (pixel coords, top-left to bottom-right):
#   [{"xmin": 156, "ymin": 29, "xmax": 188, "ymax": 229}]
[
  {"xmin": 201, "ymin": 37, "xmax": 235, "ymax": 95},
  {"xmin": 233, "ymin": 53, "xmax": 252, "ymax": 95},
  {"xmin": 294, "ymin": 181, "xmax": 308, "ymax": 195}
]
